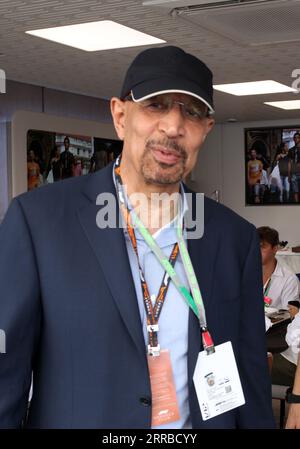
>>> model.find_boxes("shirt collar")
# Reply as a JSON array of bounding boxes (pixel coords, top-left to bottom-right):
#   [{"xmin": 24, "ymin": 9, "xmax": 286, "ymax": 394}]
[{"xmin": 272, "ymin": 260, "xmax": 285, "ymax": 278}]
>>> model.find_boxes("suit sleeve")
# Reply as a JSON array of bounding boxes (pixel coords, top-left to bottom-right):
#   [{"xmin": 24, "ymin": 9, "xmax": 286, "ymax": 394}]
[
  {"xmin": 0, "ymin": 198, "xmax": 41, "ymax": 428},
  {"xmin": 236, "ymin": 227, "xmax": 275, "ymax": 428}
]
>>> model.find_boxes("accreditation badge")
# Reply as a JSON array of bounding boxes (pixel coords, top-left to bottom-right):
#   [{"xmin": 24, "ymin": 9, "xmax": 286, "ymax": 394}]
[
  {"xmin": 193, "ymin": 341, "xmax": 245, "ymax": 421},
  {"xmin": 147, "ymin": 349, "xmax": 180, "ymax": 426}
]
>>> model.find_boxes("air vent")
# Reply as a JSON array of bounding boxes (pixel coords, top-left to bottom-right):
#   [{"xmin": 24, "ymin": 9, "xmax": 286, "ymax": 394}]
[
  {"xmin": 143, "ymin": 0, "xmax": 274, "ymax": 9},
  {"xmin": 170, "ymin": 0, "xmax": 300, "ymax": 46}
]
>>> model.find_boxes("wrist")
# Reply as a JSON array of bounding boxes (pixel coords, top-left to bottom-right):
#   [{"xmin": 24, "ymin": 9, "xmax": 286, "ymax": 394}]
[{"xmin": 286, "ymin": 387, "xmax": 300, "ymax": 404}]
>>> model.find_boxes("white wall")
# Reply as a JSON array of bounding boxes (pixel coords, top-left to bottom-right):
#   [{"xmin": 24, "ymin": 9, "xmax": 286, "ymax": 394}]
[{"xmin": 189, "ymin": 118, "xmax": 300, "ymax": 246}]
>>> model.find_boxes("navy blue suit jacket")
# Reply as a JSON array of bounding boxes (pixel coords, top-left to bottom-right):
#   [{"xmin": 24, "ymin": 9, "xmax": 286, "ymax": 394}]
[{"xmin": 0, "ymin": 163, "xmax": 275, "ymax": 428}]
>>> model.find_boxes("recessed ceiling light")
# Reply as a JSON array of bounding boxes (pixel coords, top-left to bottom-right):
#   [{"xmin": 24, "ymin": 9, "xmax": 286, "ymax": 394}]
[
  {"xmin": 214, "ymin": 80, "xmax": 297, "ymax": 96},
  {"xmin": 264, "ymin": 100, "xmax": 300, "ymax": 110},
  {"xmin": 26, "ymin": 20, "xmax": 166, "ymax": 52}
]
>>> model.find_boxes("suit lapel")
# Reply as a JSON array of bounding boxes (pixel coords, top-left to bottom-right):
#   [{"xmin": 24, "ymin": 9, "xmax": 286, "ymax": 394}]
[{"xmin": 77, "ymin": 165, "xmax": 146, "ymax": 359}]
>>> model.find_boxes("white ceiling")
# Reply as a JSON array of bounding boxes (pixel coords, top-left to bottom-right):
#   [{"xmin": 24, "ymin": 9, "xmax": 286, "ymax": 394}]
[{"xmin": 1, "ymin": 0, "xmax": 300, "ymax": 123}]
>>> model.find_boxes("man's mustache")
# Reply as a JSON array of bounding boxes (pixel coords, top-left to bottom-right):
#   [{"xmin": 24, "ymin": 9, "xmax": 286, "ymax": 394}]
[{"xmin": 145, "ymin": 139, "xmax": 187, "ymax": 160}]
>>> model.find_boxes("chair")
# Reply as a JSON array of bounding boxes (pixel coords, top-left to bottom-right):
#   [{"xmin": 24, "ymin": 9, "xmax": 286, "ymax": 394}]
[
  {"xmin": 268, "ymin": 352, "xmax": 289, "ymax": 428},
  {"xmin": 271, "ymin": 384, "xmax": 289, "ymax": 429}
]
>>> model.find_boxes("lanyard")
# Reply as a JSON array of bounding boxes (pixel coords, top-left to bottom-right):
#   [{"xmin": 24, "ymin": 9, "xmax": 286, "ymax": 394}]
[
  {"xmin": 263, "ymin": 277, "xmax": 272, "ymax": 297},
  {"xmin": 114, "ymin": 156, "xmax": 215, "ymax": 355},
  {"xmin": 125, "ymin": 203, "xmax": 179, "ymax": 356}
]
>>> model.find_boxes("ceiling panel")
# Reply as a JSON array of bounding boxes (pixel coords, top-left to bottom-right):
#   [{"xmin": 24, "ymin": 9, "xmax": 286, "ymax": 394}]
[{"xmin": 0, "ymin": 0, "xmax": 299, "ymax": 122}]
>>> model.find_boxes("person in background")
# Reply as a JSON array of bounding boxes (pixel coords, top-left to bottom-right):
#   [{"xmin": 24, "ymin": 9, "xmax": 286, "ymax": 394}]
[
  {"xmin": 288, "ymin": 132, "xmax": 300, "ymax": 203},
  {"xmin": 284, "ymin": 309, "xmax": 300, "ymax": 428},
  {"xmin": 271, "ymin": 308, "xmax": 300, "ymax": 387},
  {"xmin": 89, "ymin": 149, "xmax": 108, "ymax": 173},
  {"xmin": 49, "ymin": 145, "xmax": 62, "ymax": 182},
  {"xmin": 258, "ymin": 226, "xmax": 300, "ymax": 310},
  {"xmin": 60, "ymin": 136, "xmax": 75, "ymax": 179},
  {"xmin": 247, "ymin": 149, "xmax": 263, "ymax": 203},
  {"xmin": 259, "ymin": 168, "xmax": 269, "ymax": 202},
  {"xmin": 274, "ymin": 142, "xmax": 290, "ymax": 203},
  {"xmin": 27, "ymin": 150, "xmax": 40, "ymax": 191},
  {"xmin": 286, "ymin": 349, "xmax": 300, "ymax": 429},
  {"xmin": 73, "ymin": 157, "xmax": 83, "ymax": 177},
  {"xmin": 255, "ymin": 146, "xmax": 270, "ymax": 173},
  {"xmin": 288, "ymin": 300, "xmax": 300, "ymax": 319},
  {"xmin": 29, "ymin": 140, "xmax": 45, "ymax": 181},
  {"xmin": 258, "ymin": 226, "xmax": 300, "ymax": 386}
]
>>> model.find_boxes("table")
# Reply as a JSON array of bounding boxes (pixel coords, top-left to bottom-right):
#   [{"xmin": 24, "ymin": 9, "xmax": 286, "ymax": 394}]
[
  {"xmin": 276, "ymin": 251, "xmax": 300, "ymax": 274},
  {"xmin": 266, "ymin": 310, "xmax": 291, "ymax": 353}
]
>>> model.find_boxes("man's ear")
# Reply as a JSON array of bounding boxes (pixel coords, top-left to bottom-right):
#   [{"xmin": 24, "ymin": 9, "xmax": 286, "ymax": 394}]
[
  {"xmin": 205, "ymin": 117, "xmax": 215, "ymax": 136},
  {"xmin": 110, "ymin": 97, "xmax": 126, "ymax": 140}
]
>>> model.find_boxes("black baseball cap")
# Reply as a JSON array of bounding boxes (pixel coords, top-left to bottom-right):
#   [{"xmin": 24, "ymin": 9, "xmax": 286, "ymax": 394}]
[{"xmin": 120, "ymin": 45, "xmax": 214, "ymax": 114}]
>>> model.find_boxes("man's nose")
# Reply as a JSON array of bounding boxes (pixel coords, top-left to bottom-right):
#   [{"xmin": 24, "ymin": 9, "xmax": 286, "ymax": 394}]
[{"xmin": 158, "ymin": 103, "xmax": 185, "ymax": 137}]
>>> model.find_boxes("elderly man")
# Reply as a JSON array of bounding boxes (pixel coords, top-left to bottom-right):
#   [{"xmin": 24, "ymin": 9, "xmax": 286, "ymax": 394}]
[{"xmin": 0, "ymin": 46, "xmax": 274, "ymax": 428}]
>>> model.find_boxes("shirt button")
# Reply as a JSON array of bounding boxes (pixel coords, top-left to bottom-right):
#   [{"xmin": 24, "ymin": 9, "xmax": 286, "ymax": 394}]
[{"xmin": 140, "ymin": 396, "xmax": 152, "ymax": 406}]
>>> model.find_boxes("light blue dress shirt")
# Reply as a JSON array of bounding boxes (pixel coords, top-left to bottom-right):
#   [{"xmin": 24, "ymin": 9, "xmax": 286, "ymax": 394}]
[{"xmin": 113, "ymin": 168, "xmax": 192, "ymax": 428}]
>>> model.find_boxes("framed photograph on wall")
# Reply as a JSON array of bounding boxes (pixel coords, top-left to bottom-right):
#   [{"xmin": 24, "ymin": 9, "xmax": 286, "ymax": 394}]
[
  {"xmin": 26, "ymin": 130, "xmax": 123, "ymax": 192},
  {"xmin": 245, "ymin": 126, "xmax": 300, "ymax": 205},
  {"xmin": 10, "ymin": 111, "xmax": 119, "ymax": 198}
]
